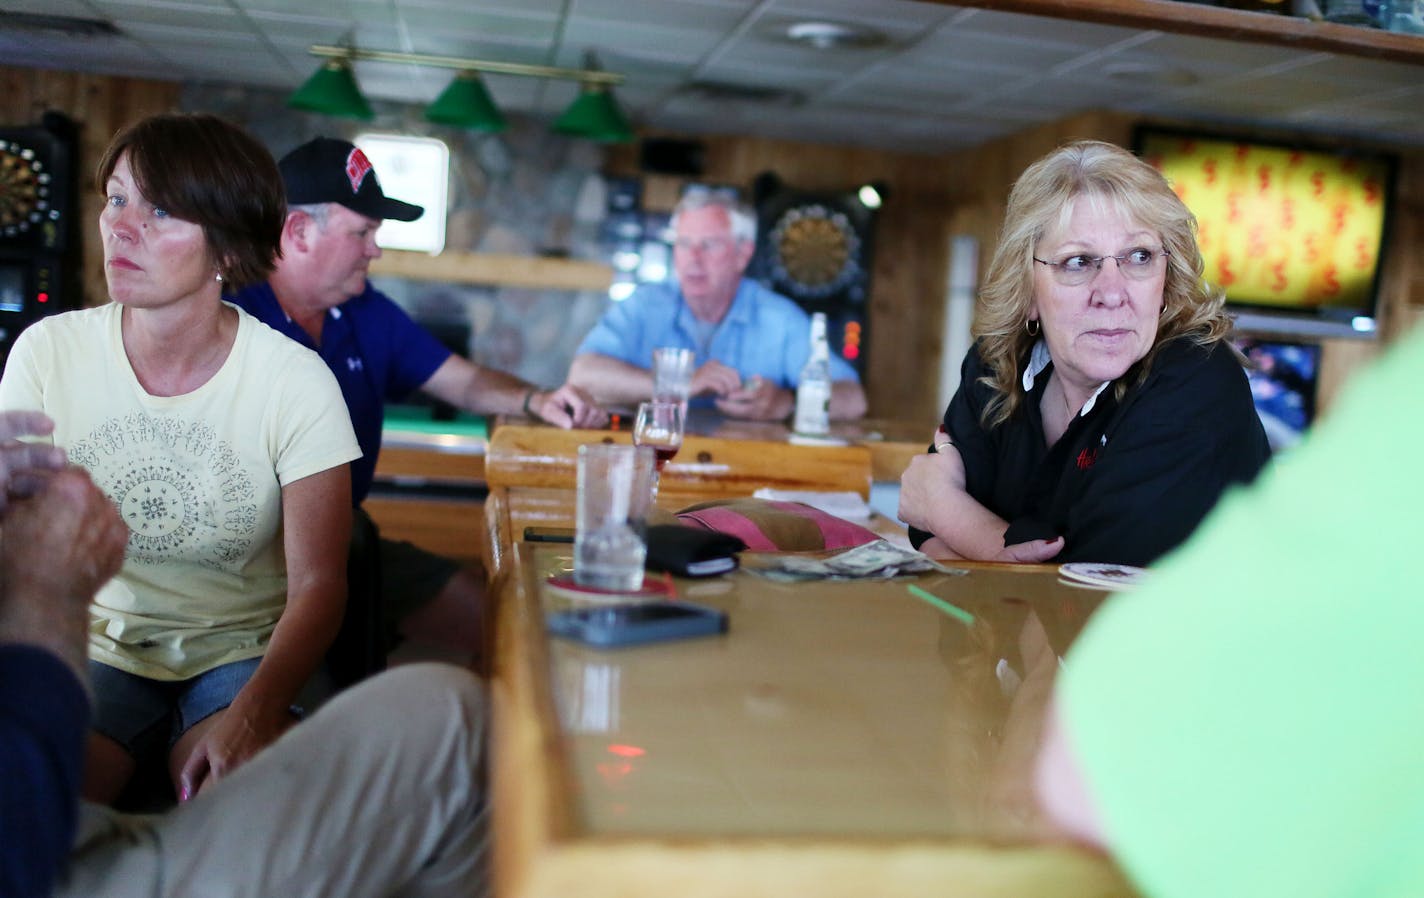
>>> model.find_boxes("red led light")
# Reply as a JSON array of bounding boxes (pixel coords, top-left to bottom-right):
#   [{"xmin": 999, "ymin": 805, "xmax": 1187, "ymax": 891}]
[
  {"xmin": 843, "ymin": 322, "xmax": 861, "ymax": 351},
  {"xmin": 607, "ymin": 743, "xmax": 646, "ymax": 758},
  {"xmin": 37, "ymin": 292, "xmax": 49, "ymax": 303}
]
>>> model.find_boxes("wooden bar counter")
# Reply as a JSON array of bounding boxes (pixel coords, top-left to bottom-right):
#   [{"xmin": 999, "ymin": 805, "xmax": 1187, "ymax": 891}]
[
  {"xmin": 678, "ymin": 413, "xmax": 929, "ymax": 484},
  {"xmin": 490, "ymin": 410, "xmax": 928, "ymax": 486},
  {"xmin": 486, "ymin": 423, "xmax": 873, "ymax": 496},
  {"xmin": 365, "ymin": 410, "xmax": 490, "ymax": 567},
  {"xmin": 490, "ymin": 532, "xmax": 1139, "ymax": 898}
]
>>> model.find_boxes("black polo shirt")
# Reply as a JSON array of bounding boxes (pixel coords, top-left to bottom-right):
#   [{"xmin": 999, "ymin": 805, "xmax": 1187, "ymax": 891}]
[{"xmin": 909, "ymin": 337, "xmax": 1270, "ymax": 566}]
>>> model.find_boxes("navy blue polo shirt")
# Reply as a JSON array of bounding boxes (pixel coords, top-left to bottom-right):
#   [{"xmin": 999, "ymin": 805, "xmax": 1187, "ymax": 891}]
[
  {"xmin": 230, "ymin": 281, "xmax": 450, "ymax": 504},
  {"xmin": 1, "ymin": 645, "xmax": 89, "ymax": 898}
]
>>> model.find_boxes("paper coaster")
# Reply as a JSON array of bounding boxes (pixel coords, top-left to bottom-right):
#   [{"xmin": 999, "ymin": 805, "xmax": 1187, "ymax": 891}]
[
  {"xmin": 788, "ymin": 433, "xmax": 850, "ymax": 446},
  {"xmin": 1058, "ymin": 562, "xmax": 1147, "ymax": 591},
  {"xmin": 546, "ymin": 573, "xmax": 675, "ymax": 603}
]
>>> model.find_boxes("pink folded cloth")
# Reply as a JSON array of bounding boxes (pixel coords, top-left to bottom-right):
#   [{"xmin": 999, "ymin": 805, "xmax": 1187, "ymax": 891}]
[{"xmin": 676, "ymin": 498, "xmax": 880, "ymax": 553}]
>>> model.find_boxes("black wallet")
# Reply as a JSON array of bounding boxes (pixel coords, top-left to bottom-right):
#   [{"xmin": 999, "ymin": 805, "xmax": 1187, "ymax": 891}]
[{"xmin": 644, "ymin": 525, "xmax": 745, "ymax": 578}]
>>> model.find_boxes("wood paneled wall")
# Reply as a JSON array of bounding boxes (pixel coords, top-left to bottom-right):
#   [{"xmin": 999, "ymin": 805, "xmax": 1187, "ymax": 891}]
[{"xmin": 0, "ymin": 65, "xmax": 180, "ymax": 309}]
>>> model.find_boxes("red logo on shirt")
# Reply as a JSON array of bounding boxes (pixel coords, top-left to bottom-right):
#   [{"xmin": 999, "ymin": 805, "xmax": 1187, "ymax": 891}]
[
  {"xmin": 344, "ymin": 148, "xmax": 373, "ymax": 193},
  {"xmin": 1076, "ymin": 447, "xmax": 1098, "ymax": 471}
]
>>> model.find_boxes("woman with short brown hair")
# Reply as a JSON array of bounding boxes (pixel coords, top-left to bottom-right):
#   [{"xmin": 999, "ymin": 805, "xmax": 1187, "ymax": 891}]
[{"xmin": 0, "ymin": 113, "xmax": 360, "ymax": 804}]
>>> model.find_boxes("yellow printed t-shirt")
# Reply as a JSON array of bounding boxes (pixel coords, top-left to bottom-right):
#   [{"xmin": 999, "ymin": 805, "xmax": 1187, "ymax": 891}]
[{"xmin": 0, "ymin": 303, "xmax": 360, "ymax": 680}]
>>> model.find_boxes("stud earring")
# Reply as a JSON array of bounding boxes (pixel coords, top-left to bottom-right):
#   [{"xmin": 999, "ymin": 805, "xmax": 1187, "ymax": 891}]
[{"xmin": 215, "ymin": 273, "xmax": 224, "ymax": 283}]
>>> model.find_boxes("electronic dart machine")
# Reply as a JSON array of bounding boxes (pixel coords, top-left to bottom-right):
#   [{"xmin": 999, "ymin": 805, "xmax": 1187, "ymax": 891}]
[{"xmin": 0, "ymin": 111, "xmax": 78, "ymax": 370}]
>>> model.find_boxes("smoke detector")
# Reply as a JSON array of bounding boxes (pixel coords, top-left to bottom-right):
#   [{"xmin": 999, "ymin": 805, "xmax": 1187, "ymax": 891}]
[{"xmin": 782, "ymin": 21, "xmax": 886, "ymax": 51}]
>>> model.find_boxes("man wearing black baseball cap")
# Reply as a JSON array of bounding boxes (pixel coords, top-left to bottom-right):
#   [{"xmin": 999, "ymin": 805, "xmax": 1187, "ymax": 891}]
[
  {"xmin": 279, "ymin": 136, "xmax": 425, "ymax": 223},
  {"xmin": 232, "ymin": 136, "xmax": 604, "ymax": 667}
]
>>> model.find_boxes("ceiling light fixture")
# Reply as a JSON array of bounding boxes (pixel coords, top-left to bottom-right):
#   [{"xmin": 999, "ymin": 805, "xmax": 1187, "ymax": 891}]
[
  {"xmin": 288, "ymin": 59, "xmax": 374, "ymax": 121},
  {"xmin": 288, "ymin": 44, "xmax": 631, "ymax": 142},
  {"xmin": 423, "ymin": 71, "xmax": 506, "ymax": 132},
  {"xmin": 553, "ymin": 84, "xmax": 633, "ymax": 143}
]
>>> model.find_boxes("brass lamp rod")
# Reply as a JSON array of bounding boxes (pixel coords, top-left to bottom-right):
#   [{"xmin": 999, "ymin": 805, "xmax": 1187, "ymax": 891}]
[{"xmin": 308, "ymin": 44, "xmax": 624, "ymax": 86}]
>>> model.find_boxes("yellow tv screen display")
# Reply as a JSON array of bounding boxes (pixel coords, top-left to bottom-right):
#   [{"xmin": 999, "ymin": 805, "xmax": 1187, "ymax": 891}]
[{"xmin": 1137, "ymin": 130, "xmax": 1392, "ymax": 315}]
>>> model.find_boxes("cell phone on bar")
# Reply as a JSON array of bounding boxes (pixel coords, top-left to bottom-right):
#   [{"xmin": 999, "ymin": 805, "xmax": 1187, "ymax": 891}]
[
  {"xmin": 524, "ymin": 526, "xmax": 576, "ymax": 543},
  {"xmin": 545, "ymin": 601, "xmax": 728, "ymax": 648}
]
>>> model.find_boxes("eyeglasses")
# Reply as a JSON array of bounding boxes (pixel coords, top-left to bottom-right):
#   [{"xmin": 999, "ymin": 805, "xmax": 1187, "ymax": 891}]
[
  {"xmin": 673, "ymin": 236, "xmax": 737, "ymax": 254},
  {"xmin": 680, "ymin": 184, "xmax": 741, "ymax": 202},
  {"xmin": 1033, "ymin": 248, "xmax": 1169, "ymax": 286}
]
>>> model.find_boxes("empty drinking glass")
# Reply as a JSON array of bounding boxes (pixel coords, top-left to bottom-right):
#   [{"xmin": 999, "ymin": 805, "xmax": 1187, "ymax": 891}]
[
  {"xmin": 574, "ymin": 444, "xmax": 656, "ymax": 592},
  {"xmin": 652, "ymin": 347, "xmax": 695, "ymax": 405}
]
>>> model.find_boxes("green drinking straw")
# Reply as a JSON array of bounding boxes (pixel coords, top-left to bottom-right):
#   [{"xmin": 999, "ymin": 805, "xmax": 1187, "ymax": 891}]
[{"xmin": 906, "ymin": 583, "xmax": 975, "ymax": 626}]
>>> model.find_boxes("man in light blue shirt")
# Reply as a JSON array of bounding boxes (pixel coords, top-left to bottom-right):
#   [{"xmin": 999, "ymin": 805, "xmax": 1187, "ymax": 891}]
[{"xmin": 570, "ymin": 191, "xmax": 867, "ymax": 421}]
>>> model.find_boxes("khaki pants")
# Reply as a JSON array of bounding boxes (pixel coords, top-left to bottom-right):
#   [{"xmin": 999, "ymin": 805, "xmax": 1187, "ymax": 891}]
[{"xmin": 60, "ymin": 663, "xmax": 488, "ymax": 898}]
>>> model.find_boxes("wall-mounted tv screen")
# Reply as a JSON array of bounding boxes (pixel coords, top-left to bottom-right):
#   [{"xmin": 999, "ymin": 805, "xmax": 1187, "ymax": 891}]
[{"xmin": 1136, "ymin": 127, "xmax": 1395, "ymax": 340}]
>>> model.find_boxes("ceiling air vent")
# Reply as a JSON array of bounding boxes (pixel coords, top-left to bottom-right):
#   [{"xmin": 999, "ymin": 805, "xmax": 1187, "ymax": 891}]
[
  {"xmin": 676, "ymin": 81, "xmax": 806, "ymax": 107},
  {"xmin": 0, "ymin": 13, "xmax": 121, "ymax": 37}
]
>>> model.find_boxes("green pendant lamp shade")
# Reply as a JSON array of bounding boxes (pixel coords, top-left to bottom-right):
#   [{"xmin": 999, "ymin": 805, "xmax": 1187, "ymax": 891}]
[
  {"xmin": 425, "ymin": 71, "xmax": 507, "ymax": 132},
  {"xmin": 553, "ymin": 85, "xmax": 634, "ymax": 143},
  {"xmin": 291, "ymin": 45, "xmax": 633, "ymax": 139},
  {"xmin": 288, "ymin": 60, "xmax": 374, "ymax": 121}
]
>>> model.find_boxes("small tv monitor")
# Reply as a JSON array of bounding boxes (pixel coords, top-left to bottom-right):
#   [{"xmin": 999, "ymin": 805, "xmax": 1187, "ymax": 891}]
[
  {"xmin": 1232, "ymin": 337, "xmax": 1320, "ymax": 453},
  {"xmin": 1136, "ymin": 126, "xmax": 1396, "ymax": 340},
  {"xmin": 0, "ymin": 264, "xmax": 24, "ymax": 314}
]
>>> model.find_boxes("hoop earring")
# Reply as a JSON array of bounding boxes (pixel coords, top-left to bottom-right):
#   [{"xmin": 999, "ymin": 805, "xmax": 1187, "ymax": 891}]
[{"xmin": 1025, "ymin": 318, "xmax": 1040, "ymax": 337}]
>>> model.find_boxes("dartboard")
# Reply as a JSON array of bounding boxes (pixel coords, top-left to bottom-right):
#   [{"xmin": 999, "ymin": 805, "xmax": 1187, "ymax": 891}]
[
  {"xmin": 767, "ymin": 204, "xmax": 863, "ymax": 300},
  {"xmin": 0, "ymin": 138, "xmax": 51, "ymax": 239}
]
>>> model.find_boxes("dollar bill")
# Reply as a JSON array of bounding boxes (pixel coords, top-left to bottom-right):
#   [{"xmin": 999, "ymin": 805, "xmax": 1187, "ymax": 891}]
[{"xmin": 744, "ymin": 540, "xmax": 966, "ymax": 581}]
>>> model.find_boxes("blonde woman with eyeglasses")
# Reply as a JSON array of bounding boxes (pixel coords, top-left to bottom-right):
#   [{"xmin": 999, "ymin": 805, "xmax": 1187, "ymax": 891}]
[{"xmin": 899, "ymin": 140, "xmax": 1269, "ymax": 566}]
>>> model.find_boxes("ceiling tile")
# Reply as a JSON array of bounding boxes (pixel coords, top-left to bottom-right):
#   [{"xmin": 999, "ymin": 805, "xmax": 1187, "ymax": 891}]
[
  {"xmin": 652, "ymin": 0, "xmax": 761, "ymax": 8},
  {"xmin": 953, "ymin": 8, "xmax": 1150, "ymax": 51},
  {"xmin": 233, "ymin": 0, "xmax": 362, "ymax": 12},
  {"xmin": 118, "ymin": 22, "xmax": 263, "ymax": 48},
  {"xmin": 389, "ymin": 8, "xmax": 561, "ymax": 43},
  {"xmin": 1288, "ymin": 53, "xmax": 1424, "ymax": 90},
  {"xmin": 572, "ymin": 0, "xmax": 747, "ymax": 28},
  {"xmin": 1123, "ymin": 31, "xmax": 1316, "ymax": 74},
  {"xmin": 244, "ymin": 9, "xmax": 349, "ymax": 28},
  {"xmin": 558, "ymin": 20, "xmax": 728, "ymax": 58},
  {"xmin": 3, "ymin": 0, "xmax": 108, "ymax": 14},
  {"xmin": 396, "ymin": 0, "xmax": 565, "ymax": 12},
  {"xmin": 904, "ymin": 30, "xmax": 1085, "ymax": 71},
  {"xmin": 90, "ymin": 0, "xmax": 232, "ymax": 9}
]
